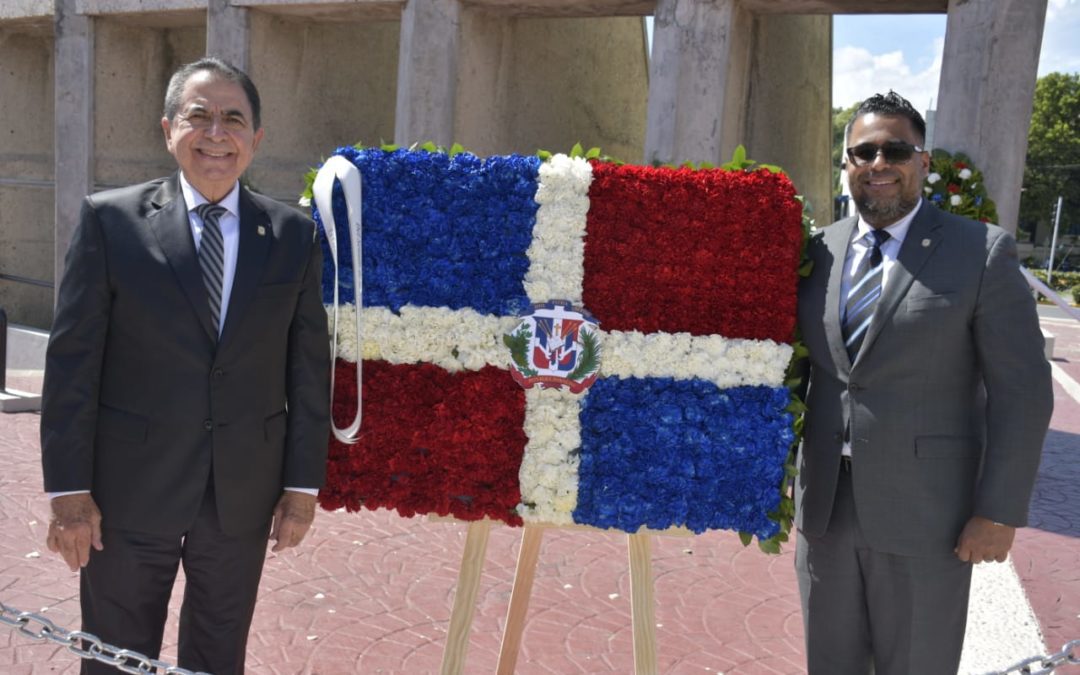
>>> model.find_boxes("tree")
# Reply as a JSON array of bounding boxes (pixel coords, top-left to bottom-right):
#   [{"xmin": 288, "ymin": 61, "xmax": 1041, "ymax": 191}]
[
  {"xmin": 832, "ymin": 102, "xmax": 860, "ymax": 196},
  {"xmin": 831, "ymin": 103, "xmax": 860, "ymax": 221},
  {"xmin": 1020, "ymin": 72, "xmax": 1080, "ymax": 241}
]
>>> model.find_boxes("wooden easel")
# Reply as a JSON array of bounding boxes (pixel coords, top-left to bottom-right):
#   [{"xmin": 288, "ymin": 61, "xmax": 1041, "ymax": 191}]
[{"xmin": 438, "ymin": 521, "xmax": 672, "ymax": 675}]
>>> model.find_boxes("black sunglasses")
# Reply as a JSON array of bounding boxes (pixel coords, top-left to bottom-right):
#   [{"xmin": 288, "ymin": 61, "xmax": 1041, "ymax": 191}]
[{"xmin": 845, "ymin": 141, "xmax": 925, "ymax": 167}]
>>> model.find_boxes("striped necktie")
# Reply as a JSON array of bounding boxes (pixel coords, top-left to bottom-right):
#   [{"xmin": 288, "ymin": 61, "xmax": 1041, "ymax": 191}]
[
  {"xmin": 195, "ymin": 202, "xmax": 227, "ymax": 335},
  {"xmin": 842, "ymin": 229, "xmax": 891, "ymax": 361}
]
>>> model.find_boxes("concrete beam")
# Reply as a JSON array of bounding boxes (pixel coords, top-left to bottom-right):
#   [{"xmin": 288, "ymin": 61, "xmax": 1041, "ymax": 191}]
[
  {"xmin": 395, "ymin": 0, "xmax": 461, "ymax": 147},
  {"xmin": 0, "ymin": 0, "xmax": 53, "ymax": 20},
  {"xmin": 234, "ymin": 0, "xmax": 402, "ymax": 21},
  {"xmin": 644, "ymin": 0, "xmax": 751, "ymax": 166},
  {"xmin": 76, "ymin": 0, "xmax": 203, "ymax": 13},
  {"xmin": 934, "ymin": 0, "xmax": 1047, "ymax": 235},
  {"xmin": 238, "ymin": 0, "xmax": 946, "ymax": 18},
  {"xmin": 207, "ymin": 0, "xmax": 249, "ymax": 70},
  {"xmin": 741, "ymin": 0, "xmax": 945, "ymax": 12},
  {"xmin": 53, "ymin": 0, "xmax": 94, "ymax": 298}
]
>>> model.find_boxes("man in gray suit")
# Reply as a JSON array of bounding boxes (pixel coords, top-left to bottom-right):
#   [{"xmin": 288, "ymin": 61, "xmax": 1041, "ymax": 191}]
[
  {"xmin": 795, "ymin": 91, "xmax": 1053, "ymax": 674},
  {"xmin": 41, "ymin": 58, "xmax": 330, "ymax": 673}
]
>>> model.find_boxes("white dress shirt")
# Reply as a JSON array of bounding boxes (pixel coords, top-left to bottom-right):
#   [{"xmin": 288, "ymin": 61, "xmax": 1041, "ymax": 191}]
[
  {"xmin": 840, "ymin": 200, "xmax": 921, "ymax": 458},
  {"xmin": 180, "ymin": 173, "xmax": 240, "ymax": 336},
  {"xmin": 839, "ymin": 199, "xmax": 921, "ymax": 306}
]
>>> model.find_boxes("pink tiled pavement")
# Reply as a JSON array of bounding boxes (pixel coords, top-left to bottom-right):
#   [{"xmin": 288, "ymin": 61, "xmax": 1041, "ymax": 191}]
[{"xmin": 2, "ymin": 310, "xmax": 1079, "ymax": 674}]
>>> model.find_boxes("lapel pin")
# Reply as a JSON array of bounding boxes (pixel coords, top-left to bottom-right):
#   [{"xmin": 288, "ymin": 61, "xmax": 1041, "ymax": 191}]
[
  {"xmin": 922, "ymin": 238, "xmax": 931, "ymax": 247},
  {"xmin": 257, "ymin": 226, "xmax": 266, "ymax": 236}
]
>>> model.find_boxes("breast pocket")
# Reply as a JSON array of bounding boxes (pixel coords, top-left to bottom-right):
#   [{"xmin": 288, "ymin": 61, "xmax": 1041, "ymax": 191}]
[{"xmin": 906, "ymin": 292, "xmax": 956, "ymax": 312}]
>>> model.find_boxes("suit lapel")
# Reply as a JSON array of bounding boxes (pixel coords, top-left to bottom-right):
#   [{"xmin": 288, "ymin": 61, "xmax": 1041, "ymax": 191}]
[
  {"xmin": 825, "ymin": 217, "xmax": 859, "ymax": 373},
  {"xmin": 148, "ymin": 174, "xmax": 218, "ymax": 343},
  {"xmin": 219, "ymin": 188, "xmax": 271, "ymax": 345},
  {"xmin": 858, "ymin": 202, "xmax": 944, "ymax": 361}
]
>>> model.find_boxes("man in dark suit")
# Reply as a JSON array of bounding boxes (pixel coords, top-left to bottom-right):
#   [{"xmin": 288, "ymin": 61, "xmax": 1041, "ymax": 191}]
[
  {"xmin": 40, "ymin": 58, "xmax": 330, "ymax": 674},
  {"xmin": 795, "ymin": 91, "xmax": 1053, "ymax": 674}
]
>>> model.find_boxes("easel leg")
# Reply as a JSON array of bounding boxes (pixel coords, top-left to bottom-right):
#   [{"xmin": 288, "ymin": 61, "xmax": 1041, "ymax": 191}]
[
  {"xmin": 440, "ymin": 519, "xmax": 492, "ymax": 675},
  {"xmin": 628, "ymin": 532, "xmax": 658, "ymax": 675},
  {"xmin": 496, "ymin": 524, "xmax": 545, "ymax": 674}
]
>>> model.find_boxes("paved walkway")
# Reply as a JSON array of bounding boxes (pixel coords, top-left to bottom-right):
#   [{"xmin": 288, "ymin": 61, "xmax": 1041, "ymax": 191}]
[{"xmin": 1, "ymin": 310, "xmax": 1078, "ymax": 674}]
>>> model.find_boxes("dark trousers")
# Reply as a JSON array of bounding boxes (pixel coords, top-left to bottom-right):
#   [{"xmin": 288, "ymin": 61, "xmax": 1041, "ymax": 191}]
[
  {"xmin": 795, "ymin": 468, "xmax": 974, "ymax": 675},
  {"xmin": 79, "ymin": 487, "xmax": 271, "ymax": 675}
]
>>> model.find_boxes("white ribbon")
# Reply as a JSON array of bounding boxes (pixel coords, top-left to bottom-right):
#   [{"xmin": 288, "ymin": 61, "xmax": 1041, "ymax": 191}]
[{"xmin": 313, "ymin": 155, "xmax": 363, "ymax": 444}]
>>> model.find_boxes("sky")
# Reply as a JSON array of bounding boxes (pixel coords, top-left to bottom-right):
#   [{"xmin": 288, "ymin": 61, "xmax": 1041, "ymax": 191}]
[{"xmin": 834, "ymin": 0, "xmax": 1080, "ymax": 112}]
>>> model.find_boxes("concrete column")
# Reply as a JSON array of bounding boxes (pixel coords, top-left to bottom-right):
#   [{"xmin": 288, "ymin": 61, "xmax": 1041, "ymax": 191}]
[
  {"xmin": 934, "ymin": 0, "xmax": 1048, "ymax": 234},
  {"xmin": 53, "ymin": 0, "xmax": 93, "ymax": 296},
  {"xmin": 395, "ymin": 0, "xmax": 461, "ymax": 147},
  {"xmin": 743, "ymin": 14, "xmax": 832, "ymax": 224},
  {"xmin": 644, "ymin": 0, "xmax": 751, "ymax": 166},
  {"xmin": 207, "ymin": 0, "xmax": 249, "ymax": 71}
]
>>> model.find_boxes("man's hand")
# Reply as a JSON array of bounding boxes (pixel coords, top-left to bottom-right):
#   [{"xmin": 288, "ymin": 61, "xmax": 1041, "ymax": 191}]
[
  {"xmin": 270, "ymin": 491, "xmax": 317, "ymax": 552},
  {"xmin": 955, "ymin": 516, "xmax": 1015, "ymax": 564},
  {"xmin": 46, "ymin": 494, "xmax": 103, "ymax": 572}
]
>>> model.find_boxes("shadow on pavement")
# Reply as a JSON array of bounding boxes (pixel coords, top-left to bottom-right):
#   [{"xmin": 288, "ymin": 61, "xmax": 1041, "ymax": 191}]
[{"xmin": 1027, "ymin": 428, "xmax": 1080, "ymax": 538}]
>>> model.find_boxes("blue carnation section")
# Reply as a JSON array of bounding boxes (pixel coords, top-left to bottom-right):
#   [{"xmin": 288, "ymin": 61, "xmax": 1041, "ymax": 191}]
[
  {"xmin": 574, "ymin": 378, "xmax": 794, "ymax": 538},
  {"xmin": 314, "ymin": 147, "xmax": 540, "ymax": 315}
]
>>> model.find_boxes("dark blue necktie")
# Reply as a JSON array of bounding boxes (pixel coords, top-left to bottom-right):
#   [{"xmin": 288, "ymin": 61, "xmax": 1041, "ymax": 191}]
[
  {"xmin": 842, "ymin": 229, "xmax": 891, "ymax": 361},
  {"xmin": 195, "ymin": 203, "xmax": 227, "ymax": 335}
]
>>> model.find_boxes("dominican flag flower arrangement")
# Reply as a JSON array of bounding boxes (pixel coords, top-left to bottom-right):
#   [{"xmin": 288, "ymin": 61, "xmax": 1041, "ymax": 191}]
[{"xmin": 305, "ymin": 144, "xmax": 806, "ymax": 547}]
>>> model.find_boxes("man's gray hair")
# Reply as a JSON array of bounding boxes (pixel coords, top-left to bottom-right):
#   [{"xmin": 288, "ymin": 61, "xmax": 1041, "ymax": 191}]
[{"xmin": 163, "ymin": 57, "xmax": 262, "ymax": 129}]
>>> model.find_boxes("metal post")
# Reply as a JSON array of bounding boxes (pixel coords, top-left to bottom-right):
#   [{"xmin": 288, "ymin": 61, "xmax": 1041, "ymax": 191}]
[
  {"xmin": 1048, "ymin": 196, "xmax": 1064, "ymax": 285},
  {"xmin": 0, "ymin": 308, "xmax": 6, "ymax": 393},
  {"xmin": 0, "ymin": 306, "xmax": 43, "ymax": 413}
]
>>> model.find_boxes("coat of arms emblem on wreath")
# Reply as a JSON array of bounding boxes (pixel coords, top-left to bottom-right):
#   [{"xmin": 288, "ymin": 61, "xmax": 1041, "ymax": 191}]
[{"xmin": 505, "ymin": 300, "xmax": 601, "ymax": 393}]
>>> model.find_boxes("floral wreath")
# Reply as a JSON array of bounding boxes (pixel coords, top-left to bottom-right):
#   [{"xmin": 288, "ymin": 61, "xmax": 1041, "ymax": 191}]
[
  {"xmin": 924, "ymin": 148, "xmax": 999, "ymax": 223},
  {"xmin": 302, "ymin": 143, "xmax": 810, "ymax": 553}
]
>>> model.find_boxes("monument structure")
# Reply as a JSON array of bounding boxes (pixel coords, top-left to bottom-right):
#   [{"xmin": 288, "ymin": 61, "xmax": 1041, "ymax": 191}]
[{"xmin": 0, "ymin": 0, "xmax": 1047, "ymax": 330}]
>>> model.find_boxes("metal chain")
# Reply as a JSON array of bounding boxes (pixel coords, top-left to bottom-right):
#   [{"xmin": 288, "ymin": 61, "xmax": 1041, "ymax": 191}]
[
  {"xmin": 6, "ymin": 593, "xmax": 1078, "ymax": 675},
  {"xmin": 1, "ymin": 599, "xmax": 210, "ymax": 674},
  {"xmin": 983, "ymin": 639, "xmax": 1080, "ymax": 675}
]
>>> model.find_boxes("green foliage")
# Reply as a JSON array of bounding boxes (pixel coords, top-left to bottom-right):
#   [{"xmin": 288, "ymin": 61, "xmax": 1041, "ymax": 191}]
[
  {"xmin": 720, "ymin": 144, "xmax": 783, "ymax": 174},
  {"xmin": 542, "ymin": 144, "xmax": 622, "ymax": 164},
  {"xmin": 1025, "ymin": 267, "xmax": 1080, "ymax": 298},
  {"xmin": 832, "ymin": 103, "xmax": 860, "ymax": 196},
  {"xmin": 923, "ymin": 149, "xmax": 999, "ymax": 223},
  {"xmin": 740, "ymin": 334, "xmax": 808, "ymax": 555},
  {"xmin": 1021, "ymin": 73, "xmax": 1080, "ymax": 235}
]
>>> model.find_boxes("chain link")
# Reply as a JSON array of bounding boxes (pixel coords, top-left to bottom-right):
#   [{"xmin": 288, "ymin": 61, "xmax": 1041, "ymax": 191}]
[
  {"xmin": 1, "ymin": 599, "xmax": 210, "ymax": 674},
  {"xmin": 983, "ymin": 639, "xmax": 1080, "ymax": 675}
]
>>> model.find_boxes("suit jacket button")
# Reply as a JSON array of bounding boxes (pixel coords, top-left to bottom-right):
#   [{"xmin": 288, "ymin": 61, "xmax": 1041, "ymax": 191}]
[
  {"xmin": 834, "ymin": 432, "xmax": 844, "ymax": 442},
  {"xmin": 203, "ymin": 419, "xmax": 214, "ymax": 431},
  {"xmin": 212, "ymin": 368, "xmax": 224, "ymax": 378}
]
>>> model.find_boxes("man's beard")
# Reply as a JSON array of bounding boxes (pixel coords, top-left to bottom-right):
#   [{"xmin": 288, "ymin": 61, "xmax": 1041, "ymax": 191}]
[{"xmin": 853, "ymin": 191, "xmax": 919, "ymax": 227}]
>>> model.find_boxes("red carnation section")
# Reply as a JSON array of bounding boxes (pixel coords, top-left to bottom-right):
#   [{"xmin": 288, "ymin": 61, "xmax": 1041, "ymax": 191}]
[
  {"xmin": 583, "ymin": 162, "xmax": 804, "ymax": 342},
  {"xmin": 319, "ymin": 359, "xmax": 527, "ymax": 525}
]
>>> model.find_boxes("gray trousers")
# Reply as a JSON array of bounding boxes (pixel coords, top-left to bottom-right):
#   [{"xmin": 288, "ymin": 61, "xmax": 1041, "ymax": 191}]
[{"xmin": 795, "ymin": 468, "xmax": 974, "ymax": 675}]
